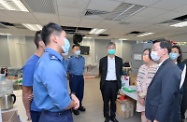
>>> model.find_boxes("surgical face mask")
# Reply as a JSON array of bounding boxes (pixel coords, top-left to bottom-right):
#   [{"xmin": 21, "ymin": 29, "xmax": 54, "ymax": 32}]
[
  {"xmin": 75, "ymin": 50, "xmax": 81, "ymax": 55},
  {"xmin": 62, "ymin": 38, "xmax": 70, "ymax": 53},
  {"xmin": 151, "ymin": 51, "xmax": 160, "ymax": 62},
  {"xmin": 108, "ymin": 49, "xmax": 116, "ymax": 55},
  {"xmin": 169, "ymin": 53, "xmax": 178, "ymax": 60}
]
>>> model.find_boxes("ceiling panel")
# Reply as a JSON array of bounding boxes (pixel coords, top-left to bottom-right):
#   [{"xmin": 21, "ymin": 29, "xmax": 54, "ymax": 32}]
[
  {"xmin": 33, "ymin": 13, "xmax": 59, "ymax": 25},
  {"xmin": 3, "ymin": 11, "xmax": 37, "ymax": 23},
  {"xmin": 0, "ymin": 11, "xmax": 13, "ymax": 22},
  {"xmin": 4, "ymin": 11, "xmax": 34, "ymax": 20},
  {"xmin": 125, "ymin": 0, "xmax": 160, "ymax": 6},
  {"xmin": 127, "ymin": 23, "xmax": 152, "ymax": 29},
  {"xmin": 60, "ymin": 16, "xmax": 81, "ymax": 26},
  {"xmin": 134, "ymin": 7, "xmax": 167, "ymax": 19},
  {"xmin": 154, "ymin": 11, "xmax": 186, "ymax": 21},
  {"xmin": 152, "ymin": 0, "xmax": 187, "ymax": 10},
  {"xmin": 174, "ymin": 4, "xmax": 187, "ymax": 13},
  {"xmin": 95, "ymin": 20, "xmax": 119, "ymax": 29},
  {"xmin": 58, "ymin": 7, "xmax": 84, "ymax": 17},
  {"xmin": 88, "ymin": 0, "xmax": 121, "ymax": 12},
  {"xmin": 122, "ymin": 16, "xmax": 149, "ymax": 23},
  {"xmin": 56, "ymin": 0, "xmax": 89, "ymax": 9},
  {"xmin": 79, "ymin": 19, "xmax": 101, "ymax": 28}
]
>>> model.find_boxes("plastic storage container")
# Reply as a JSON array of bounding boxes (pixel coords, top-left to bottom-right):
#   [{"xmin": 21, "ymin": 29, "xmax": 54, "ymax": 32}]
[{"xmin": 0, "ymin": 78, "xmax": 13, "ymax": 97}]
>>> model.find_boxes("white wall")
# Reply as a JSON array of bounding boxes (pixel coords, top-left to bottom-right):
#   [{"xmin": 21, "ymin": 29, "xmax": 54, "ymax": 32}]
[{"xmin": 0, "ymin": 35, "xmax": 135, "ymax": 67}]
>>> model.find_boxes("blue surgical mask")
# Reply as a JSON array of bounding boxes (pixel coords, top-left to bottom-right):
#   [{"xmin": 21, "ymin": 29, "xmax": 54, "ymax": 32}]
[
  {"xmin": 151, "ymin": 51, "xmax": 160, "ymax": 62},
  {"xmin": 75, "ymin": 50, "xmax": 81, "ymax": 55},
  {"xmin": 108, "ymin": 49, "xmax": 116, "ymax": 55},
  {"xmin": 169, "ymin": 53, "xmax": 178, "ymax": 60},
  {"xmin": 62, "ymin": 38, "xmax": 70, "ymax": 53}
]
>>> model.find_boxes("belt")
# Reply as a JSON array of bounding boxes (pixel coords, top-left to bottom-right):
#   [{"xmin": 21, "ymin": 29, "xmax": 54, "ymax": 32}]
[
  {"xmin": 105, "ymin": 80, "xmax": 117, "ymax": 82},
  {"xmin": 43, "ymin": 110, "xmax": 71, "ymax": 116},
  {"xmin": 70, "ymin": 74, "xmax": 83, "ymax": 77}
]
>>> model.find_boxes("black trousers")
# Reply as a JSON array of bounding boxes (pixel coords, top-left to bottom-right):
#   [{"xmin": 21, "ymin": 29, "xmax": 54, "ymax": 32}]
[
  {"xmin": 101, "ymin": 81, "xmax": 118, "ymax": 119},
  {"xmin": 181, "ymin": 92, "xmax": 187, "ymax": 119},
  {"xmin": 69, "ymin": 75, "xmax": 84, "ymax": 107}
]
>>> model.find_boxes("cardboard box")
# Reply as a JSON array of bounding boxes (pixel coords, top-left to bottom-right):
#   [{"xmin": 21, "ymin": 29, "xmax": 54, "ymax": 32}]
[
  {"xmin": 129, "ymin": 74, "xmax": 137, "ymax": 86},
  {"xmin": 2, "ymin": 110, "xmax": 18, "ymax": 122},
  {"xmin": 116, "ymin": 99, "xmax": 135, "ymax": 119}
]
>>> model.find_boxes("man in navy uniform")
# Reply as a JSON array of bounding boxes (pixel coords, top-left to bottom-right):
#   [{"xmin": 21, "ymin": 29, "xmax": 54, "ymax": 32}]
[
  {"xmin": 22, "ymin": 31, "xmax": 45, "ymax": 122},
  {"xmin": 33, "ymin": 23, "xmax": 79, "ymax": 122},
  {"xmin": 67, "ymin": 45, "xmax": 85, "ymax": 115}
]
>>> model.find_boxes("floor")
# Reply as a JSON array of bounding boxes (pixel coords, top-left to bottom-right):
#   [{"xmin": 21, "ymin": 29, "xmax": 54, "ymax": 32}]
[{"xmin": 10, "ymin": 78, "xmax": 186, "ymax": 122}]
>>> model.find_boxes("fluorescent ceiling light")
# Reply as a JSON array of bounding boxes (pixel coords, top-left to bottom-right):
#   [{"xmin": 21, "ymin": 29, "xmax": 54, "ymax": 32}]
[
  {"xmin": 22, "ymin": 24, "xmax": 42, "ymax": 31},
  {"xmin": 119, "ymin": 38, "xmax": 128, "ymax": 41},
  {"xmin": 137, "ymin": 32, "xmax": 154, "ymax": 37},
  {"xmin": 0, "ymin": 0, "xmax": 29, "ymax": 12},
  {"xmin": 0, "ymin": 33, "xmax": 11, "ymax": 35},
  {"xmin": 83, "ymin": 37, "xmax": 92, "ymax": 39},
  {"xmin": 89, "ymin": 28, "xmax": 106, "ymax": 35},
  {"xmin": 170, "ymin": 21, "xmax": 187, "ymax": 27}
]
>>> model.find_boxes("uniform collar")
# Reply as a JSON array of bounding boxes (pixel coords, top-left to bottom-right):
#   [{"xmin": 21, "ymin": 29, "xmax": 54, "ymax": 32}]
[
  {"xmin": 72, "ymin": 54, "xmax": 80, "ymax": 58},
  {"xmin": 45, "ymin": 48, "xmax": 63, "ymax": 62}
]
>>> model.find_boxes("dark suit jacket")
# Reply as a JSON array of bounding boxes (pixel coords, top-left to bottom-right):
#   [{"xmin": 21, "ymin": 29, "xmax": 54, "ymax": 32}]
[
  {"xmin": 145, "ymin": 58, "xmax": 181, "ymax": 122},
  {"xmin": 99, "ymin": 56, "xmax": 123, "ymax": 90},
  {"xmin": 182, "ymin": 59, "xmax": 187, "ymax": 92}
]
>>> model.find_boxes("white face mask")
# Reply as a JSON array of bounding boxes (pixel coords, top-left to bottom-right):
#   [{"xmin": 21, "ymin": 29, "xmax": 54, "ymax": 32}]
[
  {"xmin": 151, "ymin": 51, "xmax": 160, "ymax": 62},
  {"xmin": 62, "ymin": 38, "xmax": 70, "ymax": 53}
]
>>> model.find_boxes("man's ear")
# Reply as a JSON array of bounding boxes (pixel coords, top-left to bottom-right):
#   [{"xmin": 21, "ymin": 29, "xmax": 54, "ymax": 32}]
[
  {"xmin": 51, "ymin": 34, "xmax": 58, "ymax": 43},
  {"xmin": 39, "ymin": 41, "xmax": 45, "ymax": 48}
]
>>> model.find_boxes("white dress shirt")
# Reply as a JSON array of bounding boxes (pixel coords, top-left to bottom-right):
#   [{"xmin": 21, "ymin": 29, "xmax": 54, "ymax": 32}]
[
  {"xmin": 105, "ymin": 56, "xmax": 117, "ymax": 80},
  {"xmin": 175, "ymin": 63, "xmax": 187, "ymax": 88}
]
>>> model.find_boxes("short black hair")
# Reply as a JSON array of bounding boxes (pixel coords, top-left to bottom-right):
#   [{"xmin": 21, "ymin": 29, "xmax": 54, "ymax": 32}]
[
  {"xmin": 172, "ymin": 45, "xmax": 183, "ymax": 63},
  {"xmin": 143, "ymin": 48, "xmax": 152, "ymax": 60},
  {"xmin": 153, "ymin": 39, "xmax": 172, "ymax": 53},
  {"xmin": 107, "ymin": 41, "xmax": 116, "ymax": 47},
  {"xmin": 34, "ymin": 31, "xmax": 42, "ymax": 49},
  {"xmin": 41, "ymin": 23, "xmax": 63, "ymax": 45},
  {"xmin": 72, "ymin": 44, "xmax": 80, "ymax": 49}
]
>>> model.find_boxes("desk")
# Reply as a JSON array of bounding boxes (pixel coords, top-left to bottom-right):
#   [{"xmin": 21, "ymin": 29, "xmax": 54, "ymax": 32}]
[{"xmin": 121, "ymin": 89, "xmax": 138, "ymax": 101}]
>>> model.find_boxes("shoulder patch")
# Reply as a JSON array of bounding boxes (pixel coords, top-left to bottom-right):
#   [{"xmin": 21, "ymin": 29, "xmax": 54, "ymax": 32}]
[{"xmin": 49, "ymin": 54, "xmax": 58, "ymax": 60}]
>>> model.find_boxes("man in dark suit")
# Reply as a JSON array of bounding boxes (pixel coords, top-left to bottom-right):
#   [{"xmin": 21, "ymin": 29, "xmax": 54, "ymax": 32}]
[
  {"xmin": 99, "ymin": 42, "xmax": 123, "ymax": 122},
  {"xmin": 145, "ymin": 39, "xmax": 181, "ymax": 122}
]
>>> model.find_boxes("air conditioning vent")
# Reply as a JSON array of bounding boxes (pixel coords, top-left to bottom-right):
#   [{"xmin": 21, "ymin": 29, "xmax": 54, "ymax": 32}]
[
  {"xmin": 105, "ymin": 3, "xmax": 145, "ymax": 21},
  {"xmin": 84, "ymin": 9, "xmax": 110, "ymax": 16},
  {"xmin": 24, "ymin": 0, "xmax": 56, "ymax": 14}
]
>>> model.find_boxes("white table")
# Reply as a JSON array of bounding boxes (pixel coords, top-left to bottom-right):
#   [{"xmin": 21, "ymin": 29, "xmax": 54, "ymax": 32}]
[{"xmin": 121, "ymin": 89, "xmax": 138, "ymax": 101}]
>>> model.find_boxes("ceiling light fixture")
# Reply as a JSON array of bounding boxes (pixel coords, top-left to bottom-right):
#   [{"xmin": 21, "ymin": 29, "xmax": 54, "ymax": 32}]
[
  {"xmin": 0, "ymin": 0, "xmax": 29, "ymax": 12},
  {"xmin": 119, "ymin": 38, "xmax": 128, "ymax": 41},
  {"xmin": 83, "ymin": 37, "xmax": 92, "ymax": 39},
  {"xmin": 89, "ymin": 28, "xmax": 106, "ymax": 35},
  {"xmin": 0, "ymin": 33, "xmax": 12, "ymax": 36},
  {"xmin": 22, "ymin": 24, "xmax": 42, "ymax": 31},
  {"xmin": 137, "ymin": 32, "xmax": 154, "ymax": 37},
  {"xmin": 170, "ymin": 21, "xmax": 187, "ymax": 27}
]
